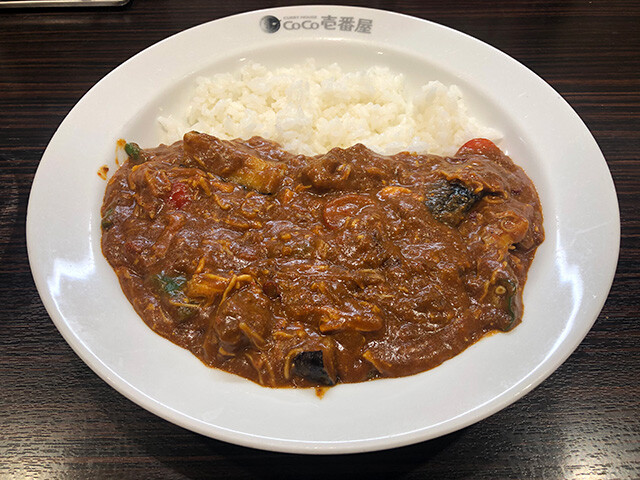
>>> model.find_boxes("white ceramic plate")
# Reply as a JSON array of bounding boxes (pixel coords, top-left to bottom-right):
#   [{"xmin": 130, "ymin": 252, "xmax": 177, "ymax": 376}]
[{"xmin": 27, "ymin": 6, "xmax": 619, "ymax": 454}]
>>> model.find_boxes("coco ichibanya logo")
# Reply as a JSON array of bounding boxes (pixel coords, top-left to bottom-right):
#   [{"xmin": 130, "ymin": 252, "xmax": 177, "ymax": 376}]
[{"xmin": 260, "ymin": 14, "xmax": 373, "ymax": 34}]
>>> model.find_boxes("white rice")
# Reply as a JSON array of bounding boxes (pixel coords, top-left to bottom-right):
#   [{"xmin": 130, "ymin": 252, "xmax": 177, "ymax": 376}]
[{"xmin": 158, "ymin": 59, "xmax": 501, "ymax": 156}]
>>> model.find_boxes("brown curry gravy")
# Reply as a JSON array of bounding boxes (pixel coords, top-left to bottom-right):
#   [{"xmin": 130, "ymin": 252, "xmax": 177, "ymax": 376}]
[{"xmin": 101, "ymin": 132, "xmax": 544, "ymax": 387}]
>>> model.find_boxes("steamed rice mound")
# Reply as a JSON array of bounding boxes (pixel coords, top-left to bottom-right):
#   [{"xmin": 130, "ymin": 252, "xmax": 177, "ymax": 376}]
[{"xmin": 158, "ymin": 59, "xmax": 500, "ymax": 156}]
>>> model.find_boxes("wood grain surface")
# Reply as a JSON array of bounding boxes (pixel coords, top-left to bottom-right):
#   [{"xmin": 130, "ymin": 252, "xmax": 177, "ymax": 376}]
[{"xmin": 1, "ymin": 1, "xmax": 638, "ymax": 478}]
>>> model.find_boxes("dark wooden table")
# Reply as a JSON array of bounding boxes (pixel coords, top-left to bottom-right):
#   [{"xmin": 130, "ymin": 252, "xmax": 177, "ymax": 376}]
[{"xmin": 1, "ymin": 1, "xmax": 638, "ymax": 478}]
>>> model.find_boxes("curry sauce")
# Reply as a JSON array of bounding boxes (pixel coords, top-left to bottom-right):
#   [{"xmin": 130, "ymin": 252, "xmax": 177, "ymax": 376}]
[{"xmin": 101, "ymin": 132, "xmax": 544, "ymax": 387}]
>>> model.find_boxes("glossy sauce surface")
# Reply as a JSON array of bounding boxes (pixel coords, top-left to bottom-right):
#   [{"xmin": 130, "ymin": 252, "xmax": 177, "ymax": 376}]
[{"xmin": 101, "ymin": 132, "xmax": 544, "ymax": 387}]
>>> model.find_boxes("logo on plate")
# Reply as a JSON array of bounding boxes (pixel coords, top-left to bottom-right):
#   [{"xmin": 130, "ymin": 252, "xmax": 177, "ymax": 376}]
[
  {"xmin": 260, "ymin": 14, "xmax": 373, "ymax": 34},
  {"xmin": 260, "ymin": 15, "xmax": 281, "ymax": 33}
]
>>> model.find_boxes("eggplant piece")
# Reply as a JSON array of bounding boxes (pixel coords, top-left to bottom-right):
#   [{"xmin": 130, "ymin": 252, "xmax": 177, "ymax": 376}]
[
  {"xmin": 292, "ymin": 351, "xmax": 335, "ymax": 386},
  {"xmin": 425, "ymin": 180, "xmax": 481, "ymax": 227},
  {"xmin": 484, "ymin": 276, "xmax": 520, "ymax": 332}
]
